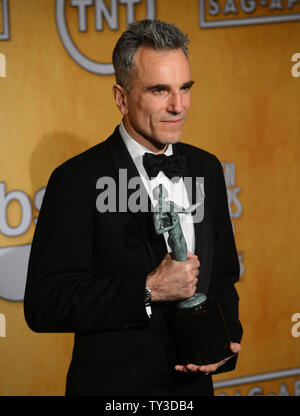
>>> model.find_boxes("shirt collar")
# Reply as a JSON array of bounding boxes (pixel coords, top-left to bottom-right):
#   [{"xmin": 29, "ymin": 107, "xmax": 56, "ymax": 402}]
[{"xmin": 119, "ymin": 121, "xmax": 173, "ymax": 160}]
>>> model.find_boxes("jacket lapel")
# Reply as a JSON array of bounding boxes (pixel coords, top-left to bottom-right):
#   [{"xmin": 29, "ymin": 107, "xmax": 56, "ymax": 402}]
[
  {"xmin": 105, "ymin": 127, "xmax": 212, "ymax": 294},
  {"xmin": 105, "ymin": 126, "xmax": 167, "ymax": 270}
]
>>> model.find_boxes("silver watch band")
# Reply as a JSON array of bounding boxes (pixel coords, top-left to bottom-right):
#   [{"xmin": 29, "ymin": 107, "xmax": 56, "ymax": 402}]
[{"xmin": 145, "ymin": 285, "xmax": 151, "ymax": 305}]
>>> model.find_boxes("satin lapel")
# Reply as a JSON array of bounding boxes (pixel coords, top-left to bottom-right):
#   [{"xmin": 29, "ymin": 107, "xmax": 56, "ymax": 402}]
[{"xmin": 105, "ymin": 127, "xmax": 167, "ymax": 269}]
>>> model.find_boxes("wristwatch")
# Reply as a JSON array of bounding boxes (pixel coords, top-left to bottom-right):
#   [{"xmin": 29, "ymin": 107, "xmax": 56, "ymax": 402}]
[{"xmin": 145, "ymin": 285, "xmax": 151, "ymax": 305}]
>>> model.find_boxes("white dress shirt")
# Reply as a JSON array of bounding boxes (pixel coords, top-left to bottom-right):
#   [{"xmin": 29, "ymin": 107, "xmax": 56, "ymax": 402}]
[
  {"xmin": 119, "ymin": 122, "xmax": 197, "ymax": 317},
  {"xmin": 119, "ymin": 121, "xmax": 196, "ymax": 255}
]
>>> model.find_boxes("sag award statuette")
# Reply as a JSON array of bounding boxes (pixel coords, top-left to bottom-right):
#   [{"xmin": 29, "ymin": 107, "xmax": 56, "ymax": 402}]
[{"xmin": 153, "ymin": 183, "xmax": 232, "ymax": 366}]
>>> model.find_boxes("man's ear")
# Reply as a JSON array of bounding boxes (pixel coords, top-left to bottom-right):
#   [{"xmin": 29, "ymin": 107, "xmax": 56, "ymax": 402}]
[{"xmin": 113, "ymin": 84, "xmax": 128, "ymax": 115}]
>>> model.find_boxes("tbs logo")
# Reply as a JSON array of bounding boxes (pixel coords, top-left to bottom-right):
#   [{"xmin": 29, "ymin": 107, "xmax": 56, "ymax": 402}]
[{"xmin": 0, "ymin": 183, "xmax": 45, "ymax": 301}]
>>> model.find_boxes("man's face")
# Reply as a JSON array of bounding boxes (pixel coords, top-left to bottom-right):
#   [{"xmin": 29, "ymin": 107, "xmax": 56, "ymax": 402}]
[{"xmin": 114, "ymin": 46, "xmax": 193, "ymax": 153}]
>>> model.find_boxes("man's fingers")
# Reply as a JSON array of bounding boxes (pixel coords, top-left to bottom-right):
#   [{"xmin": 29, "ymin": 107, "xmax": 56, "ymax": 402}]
[
  {"xmin": 148, "ymin": 250, "xmax": 202, "ymax": 302},
  {"xmin": 175, "ymin": 345, "xmax": 242, "ymax": 375},
  {"xmin": 174, "ymin": 365, "xmax": 188, "ymax": 373},
  {"xmin": 230, "ymin": 342, "xmax": 241, "ymax": 354},
  {"xmin": 187, "ymin": 252, "xmax": 200, "ymax": 269},
  {"xmin": 187, "ymin": 251, "xmax": 198, "ymax": 259},
  {"xmin": 185, "ymin": 364, "xmax": 199, "ymax": 372},
  {"xmin": 175, "ymin": 364, "xmax": 202, "ymax": 373},
  {"xmin": 198, "ymin": 364, "xmax": 218, "ymax": 373}
]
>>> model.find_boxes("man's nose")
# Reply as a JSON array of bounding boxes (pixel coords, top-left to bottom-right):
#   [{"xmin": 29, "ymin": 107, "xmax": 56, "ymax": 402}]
[{"xmin": 167, "ymin": 91, "xmax": 183, "ymax": 114}]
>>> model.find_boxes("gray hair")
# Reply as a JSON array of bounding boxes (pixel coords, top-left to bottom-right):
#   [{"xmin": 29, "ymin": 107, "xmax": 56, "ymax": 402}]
[{"xmin": 112, "ymin": 19, "xmax": 190, "ymax": 91}]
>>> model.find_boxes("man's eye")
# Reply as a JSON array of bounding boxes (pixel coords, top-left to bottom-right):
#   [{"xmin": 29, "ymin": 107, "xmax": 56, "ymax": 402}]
[{"xmin": 153, "ymin": 89, "xmax": 166, "ymax": 95}]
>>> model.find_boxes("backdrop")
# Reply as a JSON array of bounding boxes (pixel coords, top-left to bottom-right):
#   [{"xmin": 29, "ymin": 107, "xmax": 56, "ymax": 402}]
[{"xmin": 0, "ymin": 0, "xmax": 300, "ymax": 396}]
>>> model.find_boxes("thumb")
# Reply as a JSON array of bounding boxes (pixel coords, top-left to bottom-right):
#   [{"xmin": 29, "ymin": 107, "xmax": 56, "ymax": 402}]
[
  {"xmin": 230, "ymin": 343, "xmax": 241, "ymax": 354},
  {"xmin": 187, "ymin": 251, "xmax": 198, "ymax": 259}
]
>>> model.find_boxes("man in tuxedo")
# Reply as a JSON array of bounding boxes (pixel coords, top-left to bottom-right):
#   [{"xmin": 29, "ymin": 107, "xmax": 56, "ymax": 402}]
[{"xmin": 24, "ymin": 19, "xmax": 242, "ymax": 396}]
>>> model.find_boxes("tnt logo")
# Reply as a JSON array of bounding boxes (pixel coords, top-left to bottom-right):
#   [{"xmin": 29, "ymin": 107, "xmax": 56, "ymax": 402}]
[
  {"xmin": 71, "ymin": 0, "xmax": 150, "ymax": 31},
  {"xmin": 55, "ymin": 0, "xmax": 156, "ymax": 74}
]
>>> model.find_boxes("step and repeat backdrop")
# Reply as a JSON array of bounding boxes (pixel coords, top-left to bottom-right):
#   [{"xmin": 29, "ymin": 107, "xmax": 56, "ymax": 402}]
[{"xmin": 0, "ymin": 0, "xmax": 300, "ymax": 396}]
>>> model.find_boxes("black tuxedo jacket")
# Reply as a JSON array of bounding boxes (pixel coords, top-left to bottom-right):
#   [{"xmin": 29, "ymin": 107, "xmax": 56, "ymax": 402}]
[{"xmin": 24, "ymin": 126, "xmax": 242, "ymax": 396}]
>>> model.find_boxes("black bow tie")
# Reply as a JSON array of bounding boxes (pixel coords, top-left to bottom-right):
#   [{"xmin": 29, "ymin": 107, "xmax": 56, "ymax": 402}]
[{"xmin": 143, "ymin": 152, "xmax": 186, "ymax": 181}]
